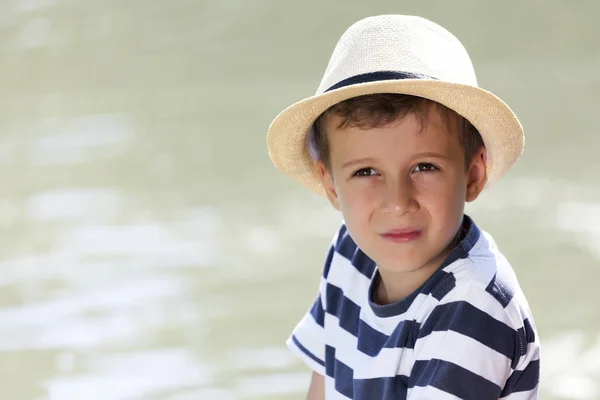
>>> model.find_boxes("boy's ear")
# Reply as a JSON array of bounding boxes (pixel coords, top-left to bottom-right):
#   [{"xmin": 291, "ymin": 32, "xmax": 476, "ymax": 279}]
[
  {"xmin": 317, "ymin": 161, "xmax": 341, "ymax": 210},
  {"xmin": 466, "ymin": 147, "xmax": 488, "ymax": 202}
]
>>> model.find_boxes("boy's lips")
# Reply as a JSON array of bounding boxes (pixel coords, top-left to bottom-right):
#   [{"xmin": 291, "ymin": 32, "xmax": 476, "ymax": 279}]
[{"xmin": 381, "ymin": 229, "xmax": 422, "ymax": 243}]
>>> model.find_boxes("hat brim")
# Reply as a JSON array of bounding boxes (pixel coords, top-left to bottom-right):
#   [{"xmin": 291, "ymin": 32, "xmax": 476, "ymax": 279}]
[{"xmin": 267, "ymin": 79, "xmax": 524, "ymax": 197}]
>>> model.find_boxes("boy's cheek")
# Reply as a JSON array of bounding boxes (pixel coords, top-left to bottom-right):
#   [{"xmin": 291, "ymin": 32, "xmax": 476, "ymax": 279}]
[{"xmin": 338, "ymin": 194, "xmax": 374, "ymax": 227}]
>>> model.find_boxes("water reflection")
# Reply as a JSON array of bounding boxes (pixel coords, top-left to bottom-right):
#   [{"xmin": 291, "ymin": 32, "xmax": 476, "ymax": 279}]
[
  {"xmin": 45, "ymin": 349, "xmax": 213, "ymax": 400},
  {"xmin": 28, "ymin": 114, "xmax": 133, "ymax": 166},
  {"xmin": 542, "ymin": 333, "xmax": 600, "ymax": 399},
  {"xmin": 26, "ymin": 188, "xmax": 124, "ymax": 222}
]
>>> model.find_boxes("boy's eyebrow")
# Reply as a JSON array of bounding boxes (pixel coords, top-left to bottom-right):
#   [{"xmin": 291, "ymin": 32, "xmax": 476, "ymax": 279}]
[
  {"xmin": 413, "ymin": 151, "xmax": 452, "ymax": 161},
  {"xmin": 341, "ymin": 158, "xmax": 378, "ymax": 169},
  {"xmin": 341, "ymin": 152, "xmax": 452, "ymax": 169}
]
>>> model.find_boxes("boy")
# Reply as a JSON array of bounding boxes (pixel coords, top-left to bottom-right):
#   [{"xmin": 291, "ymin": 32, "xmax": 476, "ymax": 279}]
[{"xmin": 266, "ymin": 15, "xmax": 540, "ymax": 400}]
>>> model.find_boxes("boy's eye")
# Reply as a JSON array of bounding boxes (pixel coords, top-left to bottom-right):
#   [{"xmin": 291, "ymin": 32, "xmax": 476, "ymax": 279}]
[
  {"xmin": 413, "ymin": 163, "xmax": 439, "ymax": 173},
  {"xmin": 353, "ymin": 167, "xmax": 378, "ymax": 177}
]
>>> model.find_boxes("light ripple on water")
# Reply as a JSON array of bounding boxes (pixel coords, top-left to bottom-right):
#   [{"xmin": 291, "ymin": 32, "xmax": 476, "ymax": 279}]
[
  {"xmin": 0, "ymin": 204, "xmax": 220, "ymax": 288},
  {"xmin": 556, "ymin": 201, "xmax": 600, "ymax": 261},
  {"xmin": 0, "ymin": 276, "xmax": 189, "ymax": 350},
  {"xmin": 12, "ymin": 0, "xmax": 59, "ymax": 14},
  {"xmin": 542, "ymin": 332, "xmax": 600, "ymax": 399},
  {"xmin": 44, "ymin": 348, "xmax": 213, "ymax": 400},
  {"xmin": 26, "ymin": 188, "xmax": 126, "ymax": 222},
  {"xmin": 28, "ymin": 114, "xmax": 134, "ymax": 166},
  {"xmin": 234, "ymin": 372, "xmax": 309, "ymax": 398},
  {"xmin": 167, "ymin": 389, "xmax": 235, "ymax": 400},
  {"xmin": 227, "ymin": 346, "xmax": 296, "ymax": 371}
]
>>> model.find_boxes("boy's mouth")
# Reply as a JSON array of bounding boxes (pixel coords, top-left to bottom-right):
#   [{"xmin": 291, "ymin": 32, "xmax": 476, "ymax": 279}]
[{"xmin": 381, "ymin": 229, "xmax": 422, "ymax": 243}]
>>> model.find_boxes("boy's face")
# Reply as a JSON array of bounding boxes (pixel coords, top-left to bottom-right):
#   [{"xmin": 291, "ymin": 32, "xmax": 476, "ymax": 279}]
[{"xmin": 317, "ymin": 106, "xmax": 487, "ymax": 276}]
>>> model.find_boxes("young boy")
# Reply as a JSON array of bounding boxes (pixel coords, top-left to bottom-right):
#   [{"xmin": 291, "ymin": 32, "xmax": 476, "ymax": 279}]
[{"xmin": 266, "ymin": 15, "xmax": 540, "ymax": 400}]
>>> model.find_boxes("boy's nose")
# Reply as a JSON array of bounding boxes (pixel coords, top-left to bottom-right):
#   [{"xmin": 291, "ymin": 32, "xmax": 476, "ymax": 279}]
[{"xmin": 381, "ymin": 177, "xmax": 418, "ymax": 216}]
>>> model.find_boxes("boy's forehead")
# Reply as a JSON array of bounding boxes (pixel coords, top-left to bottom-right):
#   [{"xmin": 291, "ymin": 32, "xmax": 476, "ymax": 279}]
[{"xmin": 324, "ymin": 103, "xmax": 461, "ymax": 139}]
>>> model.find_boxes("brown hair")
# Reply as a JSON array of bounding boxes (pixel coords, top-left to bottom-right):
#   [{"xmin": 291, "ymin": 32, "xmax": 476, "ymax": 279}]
[{"xmin": 313, "ymin": 93, "xmax": 485, "ymax": 170}]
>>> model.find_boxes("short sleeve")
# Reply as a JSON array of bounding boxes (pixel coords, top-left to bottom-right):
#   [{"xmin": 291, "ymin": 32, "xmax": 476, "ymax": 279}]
[
  {"xmin": 407, "ymin": 284, "xmax": 540, "ymax": 400},
  {"xmin": 286, "ymin": 292, "xmax": 327, "ymax": 375},
  {"xmin": 500, "ymin": 317, "xmax": 540, "ymax": 398},
  {"xmin": 286, "ymin": 227, "xmax": 341, "ymax": 376}
]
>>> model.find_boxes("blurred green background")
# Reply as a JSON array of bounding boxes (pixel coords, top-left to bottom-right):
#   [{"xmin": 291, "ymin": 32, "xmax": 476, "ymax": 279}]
[{"xmin": 0, "ymin": 0, "xmax": 598, "ymax": 399}]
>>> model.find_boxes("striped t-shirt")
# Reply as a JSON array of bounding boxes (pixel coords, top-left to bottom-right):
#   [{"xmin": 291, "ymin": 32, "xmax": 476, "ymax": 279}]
[{"xmin": 287, "ymin": 216, "xmax": 540, "ymax": 399}]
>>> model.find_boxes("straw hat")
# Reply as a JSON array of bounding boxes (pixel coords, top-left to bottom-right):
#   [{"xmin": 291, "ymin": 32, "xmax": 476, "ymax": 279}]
[{"xmin": 266, "ymin": 15, "xmax": 524, "ymax": 197}]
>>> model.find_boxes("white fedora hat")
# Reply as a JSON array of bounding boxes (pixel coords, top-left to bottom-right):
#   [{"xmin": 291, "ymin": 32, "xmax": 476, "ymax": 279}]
[{"xmin": 267, "ymin": 14, "xmax": 524, "ymax": 197}]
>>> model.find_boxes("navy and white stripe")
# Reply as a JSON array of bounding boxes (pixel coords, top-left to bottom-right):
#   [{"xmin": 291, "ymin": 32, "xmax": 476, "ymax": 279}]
[{"xmin": 287, "ymin": 216, "xmax": 540, "ymax": 399}]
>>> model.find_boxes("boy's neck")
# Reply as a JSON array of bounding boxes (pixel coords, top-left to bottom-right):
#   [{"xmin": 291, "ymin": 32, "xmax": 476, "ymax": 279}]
[
  {"xmin": 374, "ymin": 257, "xmax": 445, "ymax": 305},
  {"xmin": 373, "ymin": 227, "xmax": 464, "ymax": 305}
]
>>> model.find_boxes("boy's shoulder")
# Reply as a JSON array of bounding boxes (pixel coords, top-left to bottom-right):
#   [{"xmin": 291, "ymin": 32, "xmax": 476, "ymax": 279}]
[
  {"xmin": 433, "ymin": 227, "xmax": 537, "ymax": 341},
  {"xmin": 447, "ymin": 227, "xmax": 527, "ymax": 309}
]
